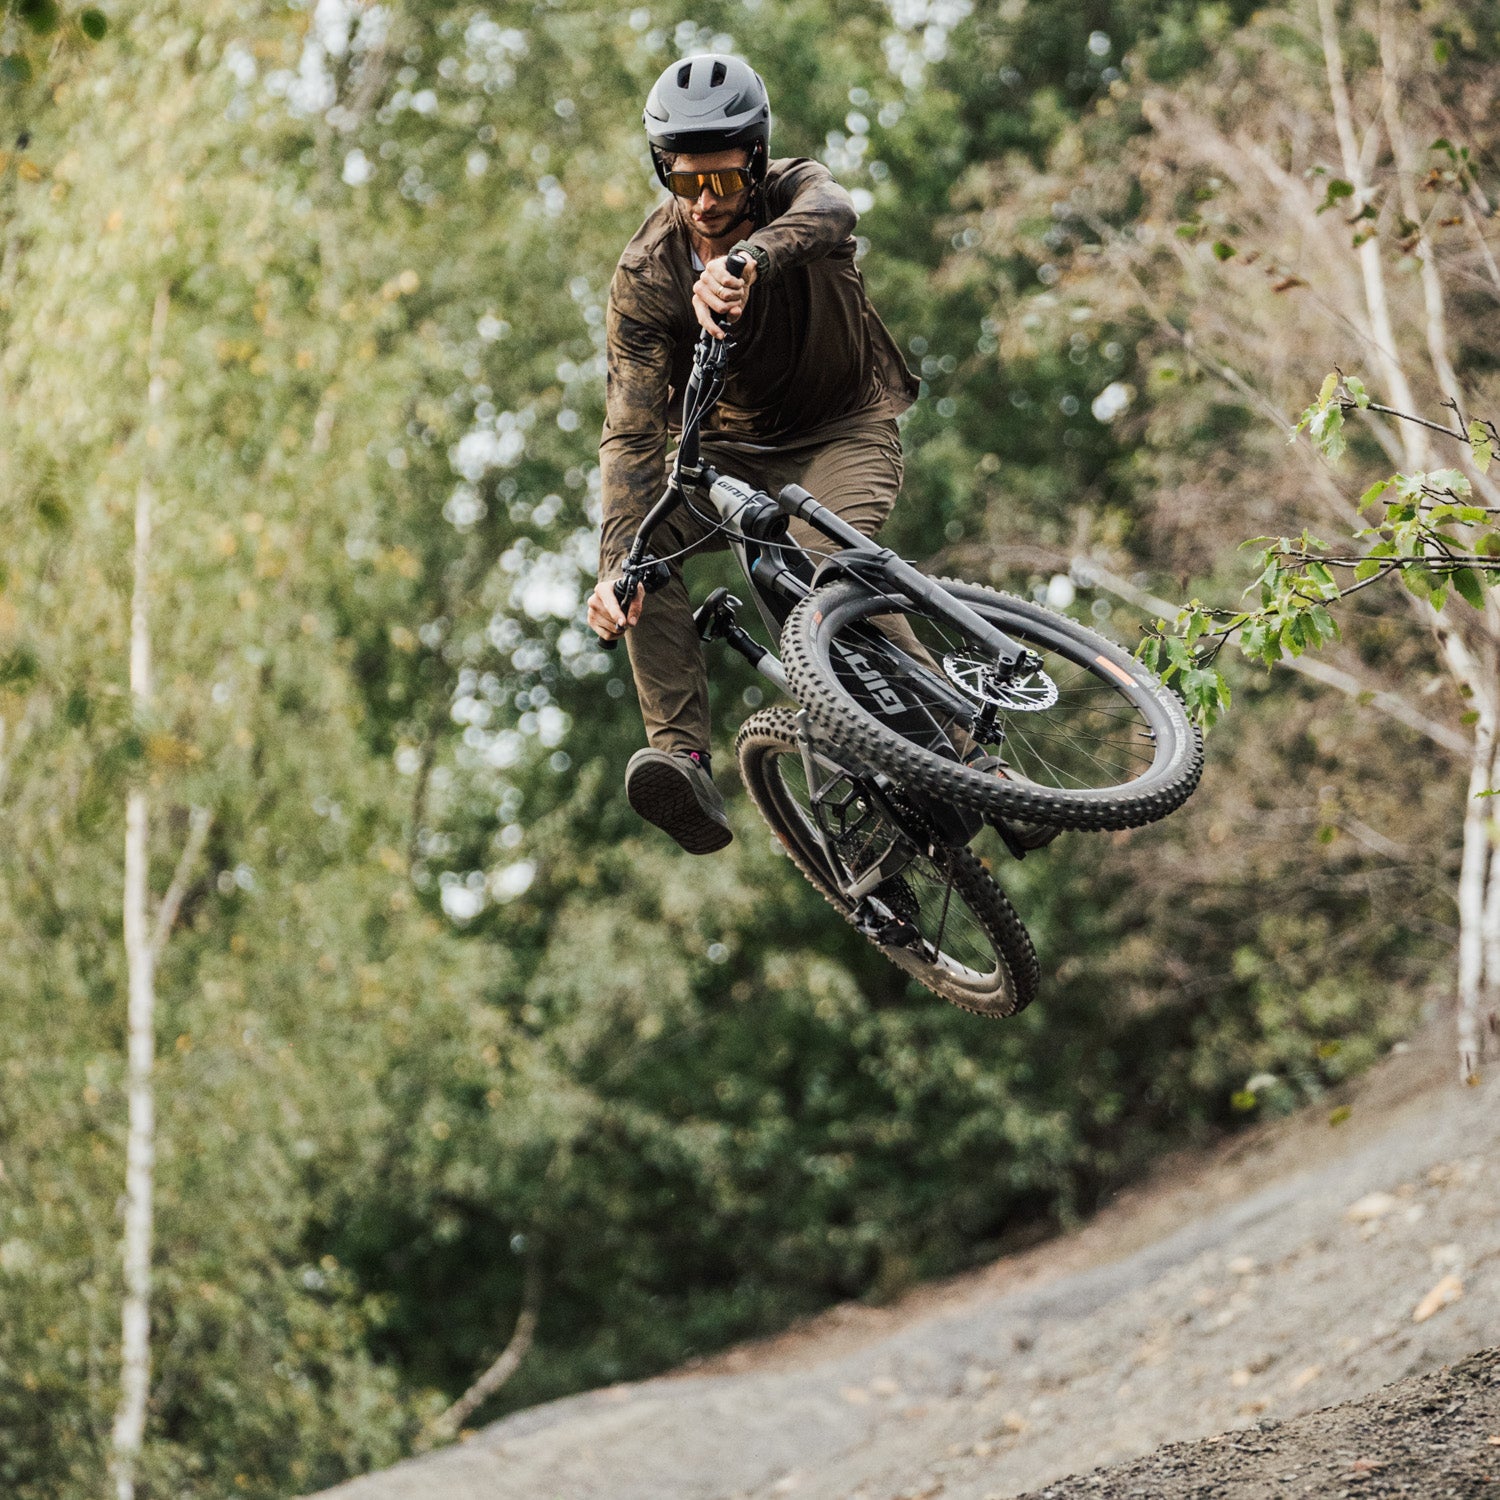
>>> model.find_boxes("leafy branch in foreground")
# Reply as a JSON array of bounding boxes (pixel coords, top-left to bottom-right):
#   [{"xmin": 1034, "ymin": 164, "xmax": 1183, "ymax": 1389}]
[{"xmin": 1139, "ymin": 373, "xmax": 1498, "ymax": 729}]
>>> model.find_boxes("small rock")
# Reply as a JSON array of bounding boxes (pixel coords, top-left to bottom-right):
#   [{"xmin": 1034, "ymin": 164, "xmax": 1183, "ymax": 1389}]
[
  {"xmin": 1346, "ymin": 1191, "xmax": 1397, "ymax": 1223},
  {"xmin": 1412, "ymin": 1274, "xmax": 1464, "ymax": 1323}
]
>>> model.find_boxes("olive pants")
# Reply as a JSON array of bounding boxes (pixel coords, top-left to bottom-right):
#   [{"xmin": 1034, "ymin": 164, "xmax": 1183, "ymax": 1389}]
[{"xmin": 624, "ymin": 415, "xmax": 905, "ymax": 757}]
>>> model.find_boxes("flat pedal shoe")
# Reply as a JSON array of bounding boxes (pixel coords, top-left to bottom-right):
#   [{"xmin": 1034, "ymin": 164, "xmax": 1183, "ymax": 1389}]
[{"xmin": 625, "ymin": 749, "xmax": 733, "ymax": 855}]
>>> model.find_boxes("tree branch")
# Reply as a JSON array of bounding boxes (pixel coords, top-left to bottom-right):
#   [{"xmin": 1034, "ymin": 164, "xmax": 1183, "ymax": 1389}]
[
  {"xmin": 150, "ymin": 807, "xmax": 213, "ymax": 962},
  {"xmin": 1072, "ymin": 559, "xmax": 1471, "ymax": 758},
  {"xmin": 424, "ymin": 1240, "xmax": 543, "ymax": 1444}
]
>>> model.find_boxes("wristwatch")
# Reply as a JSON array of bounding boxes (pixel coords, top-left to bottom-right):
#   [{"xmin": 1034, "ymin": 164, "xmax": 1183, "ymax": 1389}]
[{"xmin": 729, "ymin": 239, "xmax": 772, "ymax": 282}]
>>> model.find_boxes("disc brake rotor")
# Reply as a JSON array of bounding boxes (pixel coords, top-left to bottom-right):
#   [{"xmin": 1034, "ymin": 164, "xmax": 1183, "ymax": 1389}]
[{"xmin": 942, "ymin": 653, "xmax": 1058, "ymax": 712}]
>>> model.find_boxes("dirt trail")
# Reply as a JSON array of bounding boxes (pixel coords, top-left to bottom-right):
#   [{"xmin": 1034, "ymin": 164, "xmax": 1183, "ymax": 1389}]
[{"xmin": 314, "ymin": 1025, "xmax": 1500, "ymax": 1500}]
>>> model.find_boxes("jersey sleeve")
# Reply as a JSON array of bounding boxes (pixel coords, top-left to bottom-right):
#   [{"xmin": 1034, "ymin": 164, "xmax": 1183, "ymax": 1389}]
[
  {"xmin": 598, "ymin": 260, "xmax": 675, "ymax": 580},
  {"xmin": 735, "ymin": 159, "xmax": 857, "ymax": 283}
]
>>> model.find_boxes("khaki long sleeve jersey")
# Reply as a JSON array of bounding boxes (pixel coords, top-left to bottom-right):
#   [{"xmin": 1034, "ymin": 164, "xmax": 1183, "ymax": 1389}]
[{"xmin": 597, "ymin": 158, "xmax": 919, "ymax": 580}]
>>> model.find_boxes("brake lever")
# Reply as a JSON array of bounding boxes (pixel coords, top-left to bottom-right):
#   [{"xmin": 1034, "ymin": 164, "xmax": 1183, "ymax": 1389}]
[{"xmin": 600, "ymin": 558, "xmax": 670, "ymax": 651}]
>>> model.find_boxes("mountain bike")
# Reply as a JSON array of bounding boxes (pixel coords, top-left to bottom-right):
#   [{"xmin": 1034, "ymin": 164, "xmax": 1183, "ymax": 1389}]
[{"xmin": 605, "ymin": 253, "xmax": 1203, "ymax": 1018}]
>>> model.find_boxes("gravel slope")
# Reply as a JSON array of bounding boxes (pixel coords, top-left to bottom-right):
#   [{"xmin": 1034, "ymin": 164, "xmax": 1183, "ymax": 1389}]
[{"xmin": 312, "ymin": 1027, "xmax": 1500, "ymax": 1500}]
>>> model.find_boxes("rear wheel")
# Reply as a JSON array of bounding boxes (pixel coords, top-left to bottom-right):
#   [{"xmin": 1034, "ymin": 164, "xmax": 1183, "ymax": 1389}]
[
  {"xmin": 780, "ymin": 578, "xmax": 1203, "ymax": 833},
  {"xmin": 735, "ymin": 708, "xmax": 1039, "ymax": 1018}
]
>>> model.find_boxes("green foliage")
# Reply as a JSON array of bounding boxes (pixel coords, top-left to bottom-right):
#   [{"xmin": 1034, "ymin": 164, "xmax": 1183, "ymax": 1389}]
[
  {"xmin": 0, "ymin": 3, "xmax": 1463, "ymax": 1496},
  {"xmin": 1151, "ymin": 375, "xmax": 1500, "ymax": 727}
]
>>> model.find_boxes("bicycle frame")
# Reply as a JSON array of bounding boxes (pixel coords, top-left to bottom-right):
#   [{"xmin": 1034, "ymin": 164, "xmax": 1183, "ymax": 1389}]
[
  {"xmin": 607, "ymin": 306, "xmax": 1042, "ymax": 903},
  {"xmin": 613, "ymin": 317, "xmax": 1038, "ymax": 739}
]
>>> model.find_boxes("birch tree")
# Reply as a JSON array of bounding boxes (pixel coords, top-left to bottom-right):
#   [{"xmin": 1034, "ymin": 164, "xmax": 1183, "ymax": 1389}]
[
  {"xmin": 110, "ymin": 290, "xmax": 215, "ymax": 1499},
  {"xmin": 1008, "ymin": 0, "xmax": 1500, "ymax": 1077}
]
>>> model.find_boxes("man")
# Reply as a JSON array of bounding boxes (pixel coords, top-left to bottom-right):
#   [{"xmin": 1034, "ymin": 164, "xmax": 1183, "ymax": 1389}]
[{"xmin": 590, "ymin": 54, "xmax": 918, "ymax": 853}]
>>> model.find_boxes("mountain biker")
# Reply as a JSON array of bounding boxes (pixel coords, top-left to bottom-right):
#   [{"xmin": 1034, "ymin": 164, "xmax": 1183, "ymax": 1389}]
[{"xmin": 590, "ymin": 53, "xmax": 919, "ymax": 854}]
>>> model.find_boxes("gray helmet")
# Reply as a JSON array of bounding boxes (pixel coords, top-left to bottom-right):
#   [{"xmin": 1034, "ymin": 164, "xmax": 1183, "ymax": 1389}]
[{"xmin": 643, "ymin": 54, "xmax": 772, "ymax": 187}]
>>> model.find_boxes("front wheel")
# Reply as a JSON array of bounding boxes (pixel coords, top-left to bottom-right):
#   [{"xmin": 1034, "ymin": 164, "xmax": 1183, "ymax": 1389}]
[
  {"xmin": 780, "ymin": 578, "xmax": 1203, "ymax": 833},
  {"xmin": 735, "ymin": 709, "xmax": 1039, "ymax": 1018}
]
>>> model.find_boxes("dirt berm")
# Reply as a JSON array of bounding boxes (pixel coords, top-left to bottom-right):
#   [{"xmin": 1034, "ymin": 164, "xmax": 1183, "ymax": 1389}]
[{"xmin": 313, "ymin": 1025, "xmax": 1500, "ymax": 1500}]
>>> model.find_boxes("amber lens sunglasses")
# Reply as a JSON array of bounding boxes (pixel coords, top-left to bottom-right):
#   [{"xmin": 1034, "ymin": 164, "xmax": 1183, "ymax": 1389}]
[{"xmin": 665, "ymin": 167, "xmax": 752, "ymax": 199}]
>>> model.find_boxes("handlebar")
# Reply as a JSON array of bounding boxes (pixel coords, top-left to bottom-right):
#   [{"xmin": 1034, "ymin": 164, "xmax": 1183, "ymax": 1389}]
[{"xmin": 601, "ymin": 251, "xmax": 749, "ymax": 652}]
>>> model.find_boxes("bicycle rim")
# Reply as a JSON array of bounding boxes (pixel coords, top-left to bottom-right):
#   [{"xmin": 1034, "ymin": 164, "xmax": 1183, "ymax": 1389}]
[{"xmin": 781, "ymin": 580, "xmax": 1202, "ymax": 832}]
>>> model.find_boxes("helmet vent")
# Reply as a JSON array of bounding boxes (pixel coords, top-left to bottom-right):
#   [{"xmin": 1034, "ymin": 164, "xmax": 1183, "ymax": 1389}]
[
  {"xmin": 677, "ymin": 62, "xmax": 692, "ymax": 88},
  {"xmin": 710, "ymin": 59, "xmax": 727, "ymax": 87}
]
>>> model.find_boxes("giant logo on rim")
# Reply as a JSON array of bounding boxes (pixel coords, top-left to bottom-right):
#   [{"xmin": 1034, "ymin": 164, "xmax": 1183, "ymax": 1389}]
[{"xmin": 834, "ymin": 644, "xmax": 905, "ymax": 717}]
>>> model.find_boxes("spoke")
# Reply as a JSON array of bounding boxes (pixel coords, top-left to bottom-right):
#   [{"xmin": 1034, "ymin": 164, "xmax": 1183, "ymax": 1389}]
[{"xmin": 931, "ymin": 868, "xmax": 955, "ymax": 958}]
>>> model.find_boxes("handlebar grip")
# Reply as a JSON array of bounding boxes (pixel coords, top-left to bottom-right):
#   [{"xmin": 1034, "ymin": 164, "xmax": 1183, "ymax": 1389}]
[
  {"xmin": 712, "ymin": 251, "xmax": 751, "ymax": 331},
  {"xmin": 600, "ymin": 575, "xmax": 638, "ymax": 652}
]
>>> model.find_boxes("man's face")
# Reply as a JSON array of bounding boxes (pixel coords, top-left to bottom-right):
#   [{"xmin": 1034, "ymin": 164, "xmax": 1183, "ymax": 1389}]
[{"xmin": 669, "ymin": 149, "xmax": 752, "ymax": 239}]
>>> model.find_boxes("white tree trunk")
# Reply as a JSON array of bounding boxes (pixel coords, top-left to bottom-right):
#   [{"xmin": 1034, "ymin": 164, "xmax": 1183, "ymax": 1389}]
[
  {"xmin": 1456, "ymin": 719, "xmax": 1495, "ymax": 1083},
  {"xmin": 111, "ymin": 289, "xmax": 169, "ymax": 1500},
  {"xmin": 1480, "ymin": 732, "xmax": 1500, "ymax": 1054}
]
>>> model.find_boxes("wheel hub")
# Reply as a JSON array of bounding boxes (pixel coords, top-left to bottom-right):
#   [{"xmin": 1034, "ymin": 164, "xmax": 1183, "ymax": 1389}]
[{"xmin": 942, "ymin": 652, "xmax": 1057, "ymax": 712}]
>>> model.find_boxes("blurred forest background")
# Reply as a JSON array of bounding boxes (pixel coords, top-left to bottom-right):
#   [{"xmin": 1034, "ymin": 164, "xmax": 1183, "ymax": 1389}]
[{"xmin": 1, "ymin": 0, "xmax": 1496, "ymax": 1494}]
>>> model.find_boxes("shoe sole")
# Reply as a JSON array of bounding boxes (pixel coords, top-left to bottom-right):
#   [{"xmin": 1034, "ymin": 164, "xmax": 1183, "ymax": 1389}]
[{"xmin": 626, "ymin": 759, "xmax": 733, "ymax": 855}]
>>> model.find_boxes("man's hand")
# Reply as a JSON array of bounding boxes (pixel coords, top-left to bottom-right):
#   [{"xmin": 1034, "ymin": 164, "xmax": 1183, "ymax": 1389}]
[
  {"xmin": 589, "ymin": 576, "xmax": 646, "ymax": 643},
  {"xmin": 691, "ymin": 254, "xmax": 758, "ymax": 339}
]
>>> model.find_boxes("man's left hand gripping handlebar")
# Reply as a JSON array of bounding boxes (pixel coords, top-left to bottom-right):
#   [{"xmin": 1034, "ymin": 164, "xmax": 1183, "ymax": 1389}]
[{"xmin": 591, "ymin": 574, "xmax": 645, "ymax": 651}]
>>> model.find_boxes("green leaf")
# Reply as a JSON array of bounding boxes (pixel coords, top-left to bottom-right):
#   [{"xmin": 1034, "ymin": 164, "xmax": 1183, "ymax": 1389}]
[
  {"xmin": 1230, "ymin": 1090, "xmax": 1258, "ymax": 1112},
  {"xmin": 79, "ymin": 7, "xmax": 108, "ymax": 39},
  {"xmin": 1136, "ymin": 637, "xmax": 1162, "ymax": 673},
  {"xmin": 1317, "ymin": 371, "xmax": 1339, "ymax": 407},
  {"xmin": 1427, "ymin": 468, "xmax": 1471, "ymax": 497},
  {"xmin": 1308, "ymin": 605, "xmax": 1339, "ymax": 644},
  {"xmin": 1453, "ymin": 567, "xmax": 1486, "ymax": 609},
  {"xmin": 1358, "ymin": 478, "xmax": 1391, "ymax": 512},
  {"xmin": 18, "ymin": 0, "xmax": 60, "ymax": 34},
  {"xmin": 1468, "ymin": 421, "xmax": 1492, "ymax": 474},
  {"xmin": 1344, "ymin": 375, "xmax": 1369, "ymax": 409},
  {"xmin": 1353, "ymin": 558, "xmax": 1382, "ymax": 582},
  {"xmin": 1317, "ymin": 180, "xmax": 1355, "ymax": 214},
  {"xmin": 1306, "ymin": 561, "xmax": 1337, "ymax": 596},
  {"xmin": 1211, "ymin": 240, "xmax": 1236, "ymax": 261},
  {"xmin": 1310, "ymin": 404, "xmax": 1345, "ymax": 462},
  {"xmin": 0, "ymin": 646, "xmax": 39, "ymax": 688}
]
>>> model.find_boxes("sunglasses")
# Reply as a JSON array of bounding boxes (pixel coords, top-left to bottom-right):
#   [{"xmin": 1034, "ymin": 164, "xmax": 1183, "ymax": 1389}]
[{"xmin": 665, "ymin": 167, "xmax": 752, "ymax": 199}]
